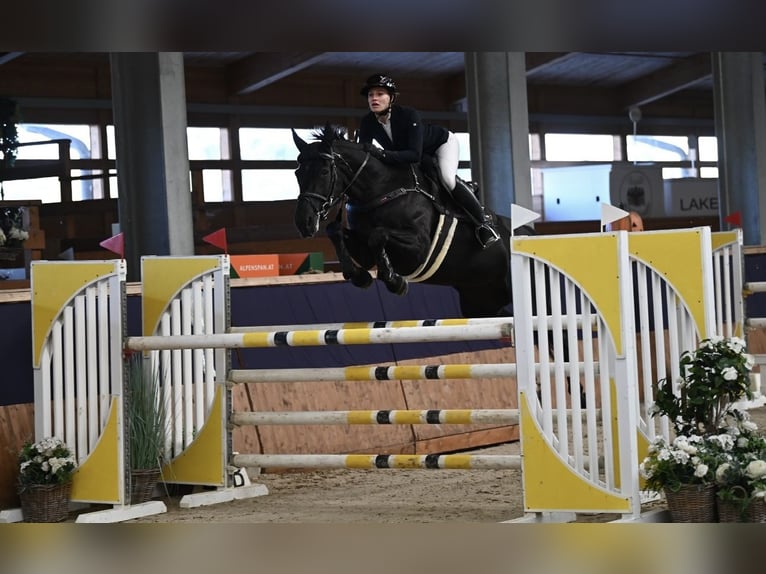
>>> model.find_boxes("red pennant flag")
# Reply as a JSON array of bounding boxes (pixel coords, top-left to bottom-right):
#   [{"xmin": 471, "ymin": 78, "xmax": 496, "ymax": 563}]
[
  {"xmin": 202, "ymin": 228, "xmax": 228, "ymax": 253},
  {"xmin": 99, "ymin": 232, "xmax": 124, "ymax": 258},
  {"xmin": 724, "ymin": 211, "xmax": 742, "ymax": 227}
]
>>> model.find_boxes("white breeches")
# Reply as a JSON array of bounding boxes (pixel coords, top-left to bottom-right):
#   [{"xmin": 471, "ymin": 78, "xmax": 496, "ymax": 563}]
[{"xmin": 434, "ymin": 131, "xmax": 459, "ymax": 191}]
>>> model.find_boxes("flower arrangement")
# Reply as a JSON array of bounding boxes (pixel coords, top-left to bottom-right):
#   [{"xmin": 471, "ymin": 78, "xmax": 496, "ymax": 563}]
[
  {"xmin": 17, "ymin": 437, "xmax": 77, "ymax": 490},
  {"xmin": 652, "ymin": 336, "xmax": 755, "ymax": 436},
  {"xmin": 0, "ymin": 205, "xmax": 29, "ymax": 248},
  {"xmin": 708, "ymin": 413, "xmax": 766, "ymax": 519},
  {"xmin": 640, "ymin": 434, "xmax": 719, "ymax": 493}
]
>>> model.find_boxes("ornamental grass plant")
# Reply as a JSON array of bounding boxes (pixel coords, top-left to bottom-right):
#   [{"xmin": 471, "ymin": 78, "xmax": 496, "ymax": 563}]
[{"xmin": 127, "ymin": 352, "xmax": 168, "ymax": 472}]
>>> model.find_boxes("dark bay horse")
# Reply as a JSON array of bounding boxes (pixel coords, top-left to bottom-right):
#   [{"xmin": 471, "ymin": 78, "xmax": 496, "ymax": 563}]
[{"xmin": 292, "ymin": 125, "xmax": 522, "ymax": 318}]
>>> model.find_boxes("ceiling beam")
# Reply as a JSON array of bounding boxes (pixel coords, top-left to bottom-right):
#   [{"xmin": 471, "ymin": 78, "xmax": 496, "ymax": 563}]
[
  {"xmin": 450, "ymin": 52, "xmax": 573, "ymax": 109},
  {"xmin": 226, "ymin": 52, "xmax": 328, "ymax": 95},
  {"xmin": 524, "ymin": 52, "xmax": 572, "ymax": 72},
  {"xmin": 618, "ymin": 52, "xmax": 712, "ymax": 109},
  {"xmin": 0, "ymin": 52, "xmax": 24, "ymax": 65}
]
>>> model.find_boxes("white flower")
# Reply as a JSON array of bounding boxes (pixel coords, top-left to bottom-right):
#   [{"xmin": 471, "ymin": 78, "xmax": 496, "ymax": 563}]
[
  {"xmin": 694, "ymin": 463, "xmax": 709, "ymax": 478},
  {"xmin": 8, "ymin": 227, "xmax": 28, "ymax": 241},
  {"xmin": 722, "ymin": 366, "xmax": 738, "ymax": 381},
  {"xmin": 738, "ymin": 437, "xmax": 750, "ymax": 449},
  {"xmin": 716, "ymin": 463, "xmax": 731, "ymax": 483},
  {"xmin": 753, "ymin": 489, "xmax": 766, "ymax": 499},
  {"xmin": 745, "ymin": 460, "xmax": 766, "ymax": 479},
  {"xmin": 728, "ymin": 337, "xmax": 746, "ymax": 353},
  {"xmin": 743, "ymin": 421, "xmax": 758, "ymax": 432},
  {"xmin": 708, "ymin": 432, "xmax": 735, "ymax": 451},
  {"xmin": 0, "ymin": 228, "xmax": 5, "ymax": 246}
]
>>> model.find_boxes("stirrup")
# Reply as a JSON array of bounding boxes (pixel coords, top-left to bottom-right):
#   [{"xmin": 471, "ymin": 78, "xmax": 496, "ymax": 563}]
[{"xmin": 476, "ymin": 223, "xmax": 500, "ymax": 249}]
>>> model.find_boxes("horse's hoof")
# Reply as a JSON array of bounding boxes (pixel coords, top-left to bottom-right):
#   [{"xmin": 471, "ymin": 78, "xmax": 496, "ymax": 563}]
[
  {"xmin": 386, "ymin": 277, "xmax": 408, "ymax": 296},
  {"xmin": 350, "ymin": 272, "xmax": 373, "ymax": 289}
]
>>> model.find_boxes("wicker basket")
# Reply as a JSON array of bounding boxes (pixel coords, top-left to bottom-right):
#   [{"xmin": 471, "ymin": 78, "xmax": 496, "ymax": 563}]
[
  {"xmin": 664, "ymin": 483, "xmax": 717, "ymax": 523},
  {"xmin": 718, "ymin": 498, "xmax": 766, "ymax": 523},
  {"xmin": 130, "ymin": 469, "xmax": 161, "ymax": 504},
  {"xmin": 18, "ymin": 482, "xmax": 72, "ymax": 523}
]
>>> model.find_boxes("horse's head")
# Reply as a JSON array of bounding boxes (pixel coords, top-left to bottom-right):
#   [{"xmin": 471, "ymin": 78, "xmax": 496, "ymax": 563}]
[{"xmin": 292, "ymin": 124, "xmax": 354, "ymax": 238}]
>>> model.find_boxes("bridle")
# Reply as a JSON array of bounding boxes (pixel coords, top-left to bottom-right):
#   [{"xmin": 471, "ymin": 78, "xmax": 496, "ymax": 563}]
[{"xmin": 297, "ymin": 144, "xmax": 370, "ymax": 221}]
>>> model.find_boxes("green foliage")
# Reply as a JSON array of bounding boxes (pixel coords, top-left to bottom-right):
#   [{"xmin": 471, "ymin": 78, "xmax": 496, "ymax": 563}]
[
  {"xmin": 652, "ymin": 336, "xmax": 755, "ymax": 436},
  {"xmin": 0, "ymin": 97, "xmax": 20, "ymax": 169},
  {"xmin": 127, "ymin": 353, "xmax": 169, "ymax": 471},
  {"xmin": 17, "ymin": 437, "xmax": 76, "ymax": 489}
]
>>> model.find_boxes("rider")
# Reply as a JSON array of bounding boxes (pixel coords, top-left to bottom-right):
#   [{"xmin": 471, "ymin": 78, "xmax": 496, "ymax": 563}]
[{"xmin": 356, "ymin": 73, "xmax": 500, "ymax": 249}]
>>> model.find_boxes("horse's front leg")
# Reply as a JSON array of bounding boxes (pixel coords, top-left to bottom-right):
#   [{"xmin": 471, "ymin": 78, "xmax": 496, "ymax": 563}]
[
  {"xmin": 326, "ymin": 222, "xmax": 373, "ymax": 289},
  {"xmin": 368, "ymin": 229, "xmax": 408, "ymax": 296}
]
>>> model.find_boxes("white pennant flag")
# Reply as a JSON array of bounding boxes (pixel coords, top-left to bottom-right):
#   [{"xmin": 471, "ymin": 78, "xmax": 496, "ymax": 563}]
[
  {"xmin": 600, "ymin": 203, "xmax": 630, "ymax": 230},
  {"xmin": 510, "ymin": 203, "xmax": 540, "ymax": 233}
]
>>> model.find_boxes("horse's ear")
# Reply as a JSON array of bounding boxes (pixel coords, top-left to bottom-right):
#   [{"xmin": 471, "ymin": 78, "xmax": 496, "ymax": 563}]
[{"xmin": 292, "ymin": 129, "xmax": 308, "ymax": 152}]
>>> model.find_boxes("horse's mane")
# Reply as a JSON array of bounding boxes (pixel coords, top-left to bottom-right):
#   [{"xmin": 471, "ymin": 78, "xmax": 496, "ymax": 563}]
[{"xmin": 311, "ymin": 124, "xmax": 349, "ymax": 145}]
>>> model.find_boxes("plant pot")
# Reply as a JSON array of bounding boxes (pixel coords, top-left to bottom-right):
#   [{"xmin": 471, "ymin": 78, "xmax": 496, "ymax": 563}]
[
  {"xmin": 130, "ymin": 468, "xmax": 161, "ymax": 504},
  {"xmin": 18, "ymin": 482, "xmax": 72, "ymax": 523},
  {"xmin": 718, "ymin": 497, "xmax": 766, "ymax": 523},
  {"xmin": 664, "ymin": 483, "xmax": 717, "ymax": 523}
]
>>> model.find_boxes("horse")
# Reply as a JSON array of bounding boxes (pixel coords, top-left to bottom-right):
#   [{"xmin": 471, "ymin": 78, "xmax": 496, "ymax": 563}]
[{"xmin": 292, "ymin": 125, "xmax": 521, "ymax": 318}]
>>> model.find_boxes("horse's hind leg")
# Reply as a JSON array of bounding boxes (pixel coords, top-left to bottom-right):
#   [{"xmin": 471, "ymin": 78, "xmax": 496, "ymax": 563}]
[{"xmin": 326, "ymin": 222, "xmax": 373, "ymax": 289}]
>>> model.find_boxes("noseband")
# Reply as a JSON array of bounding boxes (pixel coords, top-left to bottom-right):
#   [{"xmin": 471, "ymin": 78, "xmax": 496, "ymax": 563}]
[{"xmin": 298, "ymin": 146, "xmax": 370, "ymax": 220}]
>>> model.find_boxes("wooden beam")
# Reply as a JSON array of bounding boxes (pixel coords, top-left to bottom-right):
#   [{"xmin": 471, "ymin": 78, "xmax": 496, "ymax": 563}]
[
  {"xmin": 618, "ymin": 52, "xmax": 712, "ymax": 109},
  {"xmin": 226, "ymin": 52, "xmax": 328, "ymax": 95},
  {"xmin": 0, "ymin": 52, "xmax": 24, "ymax": 65}
]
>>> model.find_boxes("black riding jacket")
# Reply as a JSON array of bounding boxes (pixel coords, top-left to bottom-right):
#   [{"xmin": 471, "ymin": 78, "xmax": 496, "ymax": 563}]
[{"xmin": 357, "ymin": 104, "xmax": 449, "ymax": 165}]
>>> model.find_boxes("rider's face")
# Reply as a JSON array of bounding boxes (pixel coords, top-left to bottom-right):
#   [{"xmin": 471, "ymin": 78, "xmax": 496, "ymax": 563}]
[{"xmin": 367, "ymin": 88, "xmax": 391, "ymax": 113}]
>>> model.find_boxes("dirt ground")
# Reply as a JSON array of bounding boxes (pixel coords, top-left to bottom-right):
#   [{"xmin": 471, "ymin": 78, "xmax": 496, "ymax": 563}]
[{"xmin": 115, "ymin": 403, "xmax": 766, "ymax": 524}]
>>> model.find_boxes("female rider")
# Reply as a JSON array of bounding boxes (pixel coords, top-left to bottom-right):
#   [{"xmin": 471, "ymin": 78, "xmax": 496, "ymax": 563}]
[{"xmin": 356, "ymin": 73, "xmax": 499, "ymax": 248}]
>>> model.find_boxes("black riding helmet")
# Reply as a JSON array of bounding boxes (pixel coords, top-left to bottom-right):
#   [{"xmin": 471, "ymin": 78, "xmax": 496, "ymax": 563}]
[{"xmin": 360, "ymin": 74, "xmax": 398, "ymax": 97}]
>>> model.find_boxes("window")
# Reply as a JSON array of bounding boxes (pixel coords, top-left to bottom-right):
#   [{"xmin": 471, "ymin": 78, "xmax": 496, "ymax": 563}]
[
  {"xmin": 242, "ymin": 169, "xmax": 300, "ymax": 202},
  {"xmin": 698, "ymin": 137, "xmax": 718, "ymax": 162},
  {"xmin": 188, "ymin": 127, "xmax": 225, "ymax": 160},
  {"xmin": 544, "ymin": 134, "xmax": 617, "ymax": 161},
  {"xmin": 239, "ymin": 127, "xmax": 313, "ymax": 160},
  {"xmin": 239, "ymin": 128, "xmax": 314, "ymax": 201},
  {"xmin": 626, "ymin": 135, "xmax": 690, "ymax": 163},
  {"xmin": 1, "ymin": 124, "xmax": 96, "ymax": 202}
]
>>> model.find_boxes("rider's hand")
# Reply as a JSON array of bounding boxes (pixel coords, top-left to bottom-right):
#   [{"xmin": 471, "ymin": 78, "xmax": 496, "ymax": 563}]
[{"xmin": 363, "ymin": 143, "xmax": 386, "ymax": 161}]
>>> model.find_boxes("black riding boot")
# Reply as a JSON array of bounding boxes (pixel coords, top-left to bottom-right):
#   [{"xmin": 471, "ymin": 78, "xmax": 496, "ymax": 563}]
[{"xmin": 449, "ymin": 178, "xmax": 500, "ymax": 248}]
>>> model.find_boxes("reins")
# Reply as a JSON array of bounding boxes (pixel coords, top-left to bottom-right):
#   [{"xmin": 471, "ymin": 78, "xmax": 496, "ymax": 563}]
[{"xmin": 299, "ymin": 142, "xmax": 439, "ymax": 223}]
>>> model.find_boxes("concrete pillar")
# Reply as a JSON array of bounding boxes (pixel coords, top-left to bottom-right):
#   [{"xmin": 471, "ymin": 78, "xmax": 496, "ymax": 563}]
[
  {"xmin": 110, "ymin": 52, "xmax": 195, "ymax": 280},
  {"xmin": 464, "ymin": 52, "xmax": 532, "ymax": 219},
  {"xmin": 711, "ymin": 52, "xmax": 766, "ymax": 246}
]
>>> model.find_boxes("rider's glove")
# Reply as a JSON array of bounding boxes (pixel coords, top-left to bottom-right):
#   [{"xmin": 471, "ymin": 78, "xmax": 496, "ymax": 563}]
[{"xmin": 363, "ymin": 143, "xmax": 386, "ymax": 161}]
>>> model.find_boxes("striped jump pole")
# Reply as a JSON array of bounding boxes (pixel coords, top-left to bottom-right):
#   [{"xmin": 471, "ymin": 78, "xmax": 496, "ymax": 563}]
[
  {"xmin": 228, "ymin": 315, "xmax": 597, "ymax": 334},
  {"xmin": 231, "ymin": 453, "xmax": 522, "ymax": 470},
  {"xmin": 229, "ymin": 316, "xmax": 514, "ymax": 333},
  {"xmin": 125, "ymin": 322, "xmax": 513, "ymax": 352},
  {"xmin": 229, "ymin": 409, "xmax": 601, "ymax": 426},
  {"xmin": 228, "ymin": 361, "xmax": 600, "ymax": 384}
]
